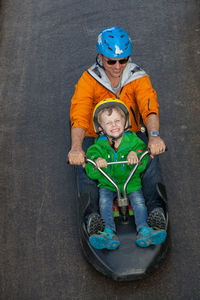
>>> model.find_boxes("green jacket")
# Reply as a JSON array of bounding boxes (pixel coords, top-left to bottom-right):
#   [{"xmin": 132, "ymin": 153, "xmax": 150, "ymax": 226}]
[{"xmin": 85, "ymin": 131, "xmax": 148, "ymax": 194}]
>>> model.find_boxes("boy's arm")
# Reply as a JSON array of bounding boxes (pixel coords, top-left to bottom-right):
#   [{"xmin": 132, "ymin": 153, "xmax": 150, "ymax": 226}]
[
  {"xmin": 85, "ymin": 145, "xmax": 104, "ymax": 180},
  {"xmin": 127, "ymin": 151, "xmax": 139, "ymax": 165},
  {"xmin": 95, "ymin": 157, "xmax": 108, "ymax": 168},
  {"xmin": 129, "ymin": 133, "xmax": 148, "ymax": 171}
]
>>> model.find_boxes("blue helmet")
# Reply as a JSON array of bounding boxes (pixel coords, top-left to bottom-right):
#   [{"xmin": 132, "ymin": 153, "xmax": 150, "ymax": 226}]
[{"xmin": 96, "ymin": 26, "xmax": 132, "ymax": 59}]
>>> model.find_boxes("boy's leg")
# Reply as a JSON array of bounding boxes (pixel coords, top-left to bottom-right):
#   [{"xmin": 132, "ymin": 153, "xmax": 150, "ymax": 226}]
[
  {"xmin": 89, "ymin": 188, "xmax": 120, "ymax": 250},
  {"xmin": 136, "ymin": 226, "xmax": 167, "ymax": 248},
  {"xmin": 89, "ymin": 228, "xmax": 120, "ymax": 250},
  {"xmin": 128, "ymin": 189, "xmax": 148, "ymax": 232},
  {"xmin": 99, "ymin": 188, "xmax": 117, "ymax": 232},
  {"xmin": 128, "ymin": 189, "xmax": 166, "ymax": 247}
]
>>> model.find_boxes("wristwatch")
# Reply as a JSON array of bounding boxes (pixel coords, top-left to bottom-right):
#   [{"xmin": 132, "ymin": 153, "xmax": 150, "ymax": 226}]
[{"xmin": 150, "ymin": 130, "xmax": 160, "ymax": 137}]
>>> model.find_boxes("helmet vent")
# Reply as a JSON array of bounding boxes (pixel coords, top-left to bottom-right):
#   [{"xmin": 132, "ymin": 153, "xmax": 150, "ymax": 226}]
[
  {"xmin": 120, "ymin": 34, "xmax": 125, "ymax": 38},
  {"xmin": 108, "ymin": 35, "xmax": 114, "ymax": 38}
]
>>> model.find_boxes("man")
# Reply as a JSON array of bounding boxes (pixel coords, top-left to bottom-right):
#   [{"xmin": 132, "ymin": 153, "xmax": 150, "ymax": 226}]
[{"xmin": 68, "ymin": 26, "xmax": 167, "ymax": 233}]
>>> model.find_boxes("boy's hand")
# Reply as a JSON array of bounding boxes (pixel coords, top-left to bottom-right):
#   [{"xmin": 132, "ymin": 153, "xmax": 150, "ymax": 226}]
[
  {"xmin": 95, "ymin": 158, "xmax": 108, "ymax": 168},
  {"xmin": 127, "ymin": 151, "xmax": 139, "ymax": 165}
]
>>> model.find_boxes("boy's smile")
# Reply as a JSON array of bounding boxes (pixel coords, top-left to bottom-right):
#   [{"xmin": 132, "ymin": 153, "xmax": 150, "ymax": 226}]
[{"xmin": 99, "ymin": 109, "xmax": 125, "ymax": 140}]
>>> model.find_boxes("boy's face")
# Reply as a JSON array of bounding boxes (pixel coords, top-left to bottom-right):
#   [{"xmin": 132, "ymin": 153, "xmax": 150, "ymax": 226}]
[{"xmin": 99, "ymin": 109, "xmax": 126, "ymax": 139}]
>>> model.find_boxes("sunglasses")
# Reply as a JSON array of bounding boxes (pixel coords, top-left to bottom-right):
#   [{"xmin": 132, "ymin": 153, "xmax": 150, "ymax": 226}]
[{"xmin": 104, "ymin": 57, "xmax": 129, "ymax": 65}]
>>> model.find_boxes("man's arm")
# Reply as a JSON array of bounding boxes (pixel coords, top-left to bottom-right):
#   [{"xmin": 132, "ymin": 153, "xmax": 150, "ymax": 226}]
[
  {"xmin": 145, "ymin": 115, "xmax": 166, "ymax": 157},
  {"xmin": 68, "ymin": 127, "xmax": 86, "ymax": 166}
]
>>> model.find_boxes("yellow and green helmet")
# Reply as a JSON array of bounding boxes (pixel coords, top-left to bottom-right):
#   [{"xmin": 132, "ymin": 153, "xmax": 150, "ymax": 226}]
[{"xmin": 93, "ymin": 98, "xmax": 131, "ymax": 134}]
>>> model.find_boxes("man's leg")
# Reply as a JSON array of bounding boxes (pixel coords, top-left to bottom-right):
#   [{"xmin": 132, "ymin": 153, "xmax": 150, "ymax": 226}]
[
  {"xmin": 137, "ymin": 131, "xmax": 167, "ymax": 229},
  {"xmin": 141, "ymin": 154, "xmax": 164, "ymax": 212},
  {"xmin": 75, "ymin": 136, "xmax": 104, "ymax": 234},
  {"xmin": 75, "ymin": 136, "xmax": 99, "ymax": 213}
]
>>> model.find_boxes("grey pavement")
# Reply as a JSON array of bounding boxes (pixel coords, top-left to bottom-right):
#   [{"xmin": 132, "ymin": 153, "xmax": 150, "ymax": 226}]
[{"xmin": 1, "ymin": 0, "xmax": 200, "ymax": 299}]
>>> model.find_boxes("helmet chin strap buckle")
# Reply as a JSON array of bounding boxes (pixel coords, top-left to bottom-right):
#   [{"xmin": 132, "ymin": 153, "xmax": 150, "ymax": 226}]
[
  {"xmin": 108, "ymin": 133, "xmax": 124, "ymax": 149},
  {"xmin": 97, "ymin": 125, "xmax": 128, "ymax": 150},
  {"xmin": 111, "ymin": 138, "xmax": 115, "ymax": 149}
]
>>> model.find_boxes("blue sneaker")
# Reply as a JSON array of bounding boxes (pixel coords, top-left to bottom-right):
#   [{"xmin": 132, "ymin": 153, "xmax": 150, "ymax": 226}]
[
  {"xmin": 136, "ymin": 226, "xmax": 167, "ymax": 248},
  {"xmin": 89, "ymin": 227, "xmax": 120, "ymax": 250}
]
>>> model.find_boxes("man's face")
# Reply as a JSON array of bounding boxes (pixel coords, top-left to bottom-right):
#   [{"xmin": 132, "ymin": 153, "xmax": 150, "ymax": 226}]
[
  {"xmin": 99, "ymin": 109, "xmax": 125, "ymax": 139},
  {"xmin": 99, "ymin": 54, "xmax": 128, "ymax": 79}
]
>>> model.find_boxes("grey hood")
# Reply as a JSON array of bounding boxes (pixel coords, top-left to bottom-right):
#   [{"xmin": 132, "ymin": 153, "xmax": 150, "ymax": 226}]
[{"xmin": 88, "ymin": 57, "xmax": 147, "ymax": 94}]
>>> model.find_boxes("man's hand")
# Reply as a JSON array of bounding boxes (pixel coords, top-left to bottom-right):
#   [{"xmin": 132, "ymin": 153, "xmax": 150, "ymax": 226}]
[
  {"xmin": 68, "ymin": 149, "xmax": 86, "ymax": 167},
  {"xmin": 127, "ymin": 151, "xmax": 139, "ymax": 165},
  {"xmin": 148, "ymin": 136, "xmax": 166, "ymax": 158},
  {"xmin": 95, "ymin": 157, "xmax": 108, "ymax": 168},
  {"xmin": 68, "ymin": 127, "xmax": 86, "ymax": 166}
]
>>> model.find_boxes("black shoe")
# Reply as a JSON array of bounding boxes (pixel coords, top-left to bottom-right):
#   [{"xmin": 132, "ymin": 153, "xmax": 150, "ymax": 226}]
[
  {"xmin": 147, "ymin": 208, "xmax": 166, "ymax": 230},
  {"xmin": 86, "ymin": 213, "xmax": 105, "ymax": 236}
]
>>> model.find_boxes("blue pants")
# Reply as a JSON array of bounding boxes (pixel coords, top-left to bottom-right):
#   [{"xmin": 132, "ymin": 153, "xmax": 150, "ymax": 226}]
[
  {"xmin": 75, "ymin": 131, "xmax": 164, "ymax": 216},
  {"xmin": 99, "ymin": 188, "xmax": 148, "ymax": 232}
]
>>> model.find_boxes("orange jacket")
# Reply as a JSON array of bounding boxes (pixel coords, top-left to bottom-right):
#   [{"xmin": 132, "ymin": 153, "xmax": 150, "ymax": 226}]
[{"xmin": 70, "ymin": 62, "xmax": 159, "ymax": 137}]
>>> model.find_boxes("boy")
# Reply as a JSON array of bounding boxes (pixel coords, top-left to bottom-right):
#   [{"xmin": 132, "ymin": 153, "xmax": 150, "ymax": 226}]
[{"xmin": 85, "ymin": 99, "xmax": 166, "ymax": 250}]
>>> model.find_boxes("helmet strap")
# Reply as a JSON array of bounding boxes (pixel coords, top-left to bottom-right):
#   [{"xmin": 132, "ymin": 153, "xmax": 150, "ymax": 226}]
[
  {"xmin": 108, "ymin": 132, "xmax": 124, "ymax": 142},
  {"xmin": 110, "ymin": 138, "xmax": 115, "ymax": 149},
  {"xmin": 96, "ymin": 55, "xmax": 105, "ymax": 70},
  {"xmin": 96, "ymin": 122, "xmax": 130, "ymax": 147},
  {"xmin": 96, "ymin": 127, "xmax": 122, "ymax": 147},
  {"xmin": 108, "ymin": 133, "xmax": 124, "ymax": 150},
  {"xmin": 124, "ymin": 124, "xmax": 131, "ymax": 131},
  {"xmin": 96, "ymin": 125, "xmax": 104, "ymax": 135}
]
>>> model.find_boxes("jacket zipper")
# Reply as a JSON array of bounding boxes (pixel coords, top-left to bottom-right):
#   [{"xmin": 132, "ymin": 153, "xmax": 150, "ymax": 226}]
[
  {"xmin": 117, "ymin": 87, "xmax": 124, "ymax": 99},
  {"xmin": 121, "ymin": 155, "xmax": 125, "ymax": 171}
]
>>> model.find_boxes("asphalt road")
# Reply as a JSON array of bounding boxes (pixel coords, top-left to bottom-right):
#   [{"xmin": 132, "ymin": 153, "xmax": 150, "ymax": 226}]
[{"xmin": 1, "ymin": 0, "xmax": 200, "ymax": 299}]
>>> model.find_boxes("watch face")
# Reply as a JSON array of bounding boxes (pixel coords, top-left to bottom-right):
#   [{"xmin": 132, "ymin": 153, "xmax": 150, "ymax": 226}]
[{"xmin": 150, "ymin": 131, "xmax": 159, "ymax": 136}]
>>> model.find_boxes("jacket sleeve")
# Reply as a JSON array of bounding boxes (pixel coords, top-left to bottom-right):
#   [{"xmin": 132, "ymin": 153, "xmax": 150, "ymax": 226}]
[
  {"xmin": 129, "ymin": 133, "xmax": 149, "ymax": 173},
  {"xmin": 70, "ymin": 72, "xmax": 95, "ymax": 130},
  {"xmin": 134, "ymin": 76, "xmax": 159, "ymax": 125},
  {"xmin": 85, "ymin": 144, "xmax": 104, "ymax": 180}
]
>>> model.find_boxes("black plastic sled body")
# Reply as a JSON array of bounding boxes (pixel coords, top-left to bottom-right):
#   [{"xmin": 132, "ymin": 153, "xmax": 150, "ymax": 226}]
[{"xmin": 78, "ymin": 189, "xmax": 169, "ymax": 282}]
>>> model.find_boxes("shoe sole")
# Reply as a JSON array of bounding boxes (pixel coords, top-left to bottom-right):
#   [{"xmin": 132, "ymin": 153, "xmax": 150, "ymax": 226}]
[
  {"xmin": 87, "ymin": 214, "xmax": 105, "ymax": 236},
  {"xmin": 89, "ymin": 235, "xmax": 120, "ymax": 250},
  {"xmin": 148, "ymin": 211, "xmax": 166, "ymax": 230},
  {"xmin": 136, "ymin": 231, "xmax": 167, "ymax": 248}
]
